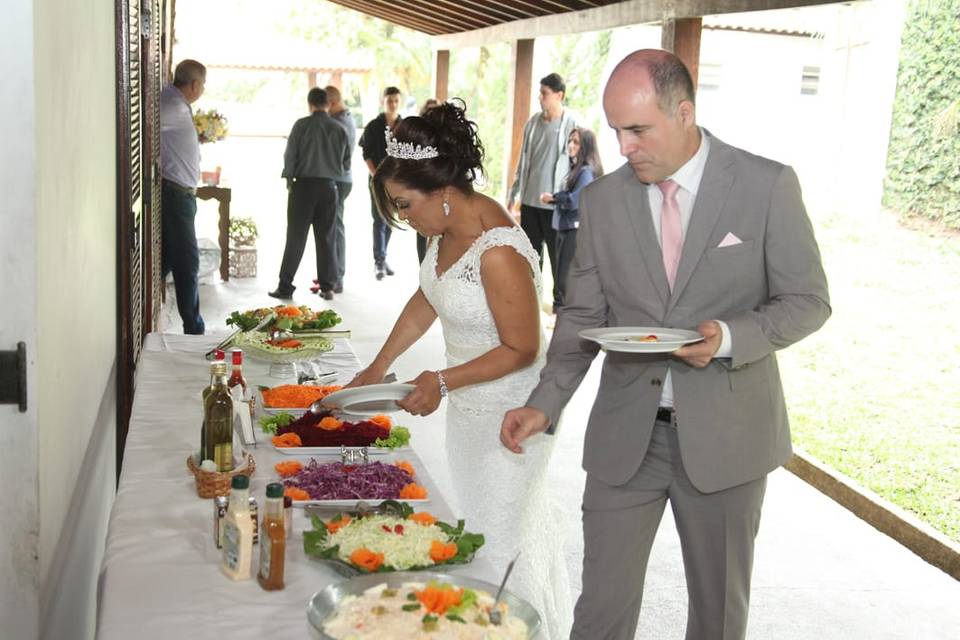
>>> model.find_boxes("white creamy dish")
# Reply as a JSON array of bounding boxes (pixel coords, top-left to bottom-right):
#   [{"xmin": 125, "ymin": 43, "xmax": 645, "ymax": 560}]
[{"xmin": 323, "ymin": 581, "xmax": 528, "ymax": 639}]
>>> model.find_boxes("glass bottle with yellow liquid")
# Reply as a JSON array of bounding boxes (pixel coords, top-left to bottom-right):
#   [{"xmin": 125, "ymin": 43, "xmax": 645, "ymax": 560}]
[
  {"xmin": 203, "ymin": 360, "xmax": 234, "ymax": 472},
  {"xmin": 257, "ymin": 482, "xmax": 286, "ymax": 590}
]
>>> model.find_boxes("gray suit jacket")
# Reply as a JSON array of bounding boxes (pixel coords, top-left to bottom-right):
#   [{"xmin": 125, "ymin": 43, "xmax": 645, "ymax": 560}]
[{"xmin": 526, "ymin": 133, "xmax": 831, "ymax": 493}]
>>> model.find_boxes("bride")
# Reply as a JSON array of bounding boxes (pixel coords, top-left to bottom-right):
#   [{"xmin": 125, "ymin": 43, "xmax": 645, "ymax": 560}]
[{"xmin": 347, "ymin": 100, "xmax": 572, "ymax": 639}]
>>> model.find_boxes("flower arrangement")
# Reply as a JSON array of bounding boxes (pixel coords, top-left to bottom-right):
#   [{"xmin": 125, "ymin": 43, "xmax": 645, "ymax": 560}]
[
  {"xmin": 228, "ymin": 217, "xmax": 258, "ymax": 246},
  {"xmin": 193, "ymin": 108, "xmax": 228, "ymax": 143}
]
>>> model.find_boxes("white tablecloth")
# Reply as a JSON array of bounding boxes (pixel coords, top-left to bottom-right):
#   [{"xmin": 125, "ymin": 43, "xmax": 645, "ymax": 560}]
[{"xmin": 96, "ymin": 333, "xmax": 495, "ymax": 638}]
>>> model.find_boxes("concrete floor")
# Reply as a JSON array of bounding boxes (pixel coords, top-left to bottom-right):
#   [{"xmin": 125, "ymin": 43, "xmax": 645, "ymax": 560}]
[{"xmin": 162, "ymin": 186, "xmax": 960, "ymax": 640}]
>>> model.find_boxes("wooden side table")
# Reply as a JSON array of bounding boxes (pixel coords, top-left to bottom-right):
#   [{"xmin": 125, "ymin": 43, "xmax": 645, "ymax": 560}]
[{"xmin": 196, "ymin": 186, "xmax": 232, "ymax": 281}]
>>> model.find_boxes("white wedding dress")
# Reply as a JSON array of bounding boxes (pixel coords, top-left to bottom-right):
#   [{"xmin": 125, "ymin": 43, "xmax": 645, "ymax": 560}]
[{"xmin": 420, "ymin": 225, "xmax": 573, "ymax": 640}]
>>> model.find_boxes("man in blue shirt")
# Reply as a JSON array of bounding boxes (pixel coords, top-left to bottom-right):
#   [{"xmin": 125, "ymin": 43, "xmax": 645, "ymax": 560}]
[
  {"xmin": 325, "ymin": 85, "xmax": 356, "ymax": 294},
  {"xmin": 160, "ymin": 59, "xmax": 206, "ymax": 335}
]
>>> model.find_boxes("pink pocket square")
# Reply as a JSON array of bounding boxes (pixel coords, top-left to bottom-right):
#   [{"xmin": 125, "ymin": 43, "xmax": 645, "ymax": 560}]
[{"xmin": 718, "ymin": 232, "xmax": 743, "ymax": 248}]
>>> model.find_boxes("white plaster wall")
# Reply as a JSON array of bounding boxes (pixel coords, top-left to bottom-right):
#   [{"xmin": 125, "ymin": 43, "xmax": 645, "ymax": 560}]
[
  {"xmin": 33, "ymin": 0, "xmax": 117, "ymax": 637},
  {"xmin": 0, "ymin": 0, "xmax": 40, "ymax": 637}
]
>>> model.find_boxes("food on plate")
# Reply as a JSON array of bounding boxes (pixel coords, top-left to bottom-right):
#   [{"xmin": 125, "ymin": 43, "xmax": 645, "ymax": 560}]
[
  {"xmin": 232, "ymin": 331, "xmax": 332, "ymax": 354},
  {"xmin": 303, "ymin": 501, "xmax": 484, "ymax": 573},
  {"xmin": 280, "ymin": 459, "xmax": 425, "ymax": 502},
  {"xmin": 226, "ymin": 305, "xmax": 341, "ymax": 333},
  {"xmin": 259, "ymin": 411, "xmax": 296, "ymax": 435},
  {"xmin": 261, "ymin": 384, "xmax": 342, "ymax": 409},
  {"xmin": 320, "ymin": 580, "xmax": 525, "ymax": 638},
  {"xmin": 273, "ymin": 411, "xmax": 409, "ymax": 449},
  {"xmin": 625, "ymin": 334, "xmax": 659, "ymax": 342},
  {"xmin": 271, "ymin": 432, "xmax": 302, "ymax": 448}
]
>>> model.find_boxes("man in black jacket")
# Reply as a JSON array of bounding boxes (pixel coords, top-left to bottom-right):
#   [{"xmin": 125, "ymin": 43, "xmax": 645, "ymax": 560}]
[
  {"xmin": 270, "ymin": 87, "xmax": 350, "ymax": 300},
  {"xmin": 359, "ymin": 86, "xmax": 402, "ymax": 280}
]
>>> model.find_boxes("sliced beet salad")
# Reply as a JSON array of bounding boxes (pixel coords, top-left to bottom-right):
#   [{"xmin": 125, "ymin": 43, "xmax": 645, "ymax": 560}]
[{"xmin": 275, "ymin": 411, "xmax": 390, "ymax": 447}]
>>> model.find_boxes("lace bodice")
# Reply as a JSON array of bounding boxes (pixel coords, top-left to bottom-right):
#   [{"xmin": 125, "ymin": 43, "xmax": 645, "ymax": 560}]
[{"xmin": 419, "ymin": 225, "xmax": 547, "ymax": 412}]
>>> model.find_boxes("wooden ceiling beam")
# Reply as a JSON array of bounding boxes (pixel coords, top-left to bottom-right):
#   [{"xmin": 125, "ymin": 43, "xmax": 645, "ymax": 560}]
[
  {"xmin": 389, "ymin": 0, "xmax": 489, "ymax": 31},
  {"xmin": 433, "ymin": 0, "xmax": 840, "ymax": 49},
  {"xmin": 329, "ymin": 0, "xmax": 446, "ymax": 34}
]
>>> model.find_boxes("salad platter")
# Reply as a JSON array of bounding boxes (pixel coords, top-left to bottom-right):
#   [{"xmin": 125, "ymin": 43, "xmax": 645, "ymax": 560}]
[
  {"xmin": 307, "ymin": 571, "xmax": 538, "ymax": 638},
  {"xmin": 302, "ymin": 501, "xmax": 485, "ymax": 578},
  {"xmin": 274, "ymin": 457, "xmax": 429, "ymax": 506}
]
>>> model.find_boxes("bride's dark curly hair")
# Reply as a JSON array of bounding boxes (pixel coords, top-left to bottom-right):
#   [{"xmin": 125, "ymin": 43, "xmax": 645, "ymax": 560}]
[{"xmin": 373, "ymin": 98, "xmax": 485, "ymax": 227}]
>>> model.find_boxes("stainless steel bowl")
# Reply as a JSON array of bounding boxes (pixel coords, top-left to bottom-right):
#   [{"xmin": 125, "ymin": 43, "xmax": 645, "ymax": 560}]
[{"xmin": 306, "ymin": 571, "xmax": 541, "ymax": 639}]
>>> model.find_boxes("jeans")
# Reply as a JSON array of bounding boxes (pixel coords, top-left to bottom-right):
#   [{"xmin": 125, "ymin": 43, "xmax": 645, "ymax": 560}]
[
  {"xmin": 278, "ymin": 177, "xmax": 338, "ymax": 292},
  {"xmin": 520, "ymin": 204, "xmax": 558, "ymax": 303},
  {"xmin": 369, "ymin": 177, "xmax": 392, "ymax": 264},
  {"xmin": 161, "ymin": 181, "xmax": 204, "ymax": 335},
  {"xmin": 334, "ymin": 180, "xmax": 353, "ymax": 285},
  {"xmin": 554, "ymin": 227, "xmax": 578, "ymax": 310}
]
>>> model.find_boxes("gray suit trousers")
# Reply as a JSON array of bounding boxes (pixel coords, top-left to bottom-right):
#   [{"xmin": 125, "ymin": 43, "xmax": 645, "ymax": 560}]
[{"xmin": 572, "ymin": 420, "xmax": 766, "ymax": 640}]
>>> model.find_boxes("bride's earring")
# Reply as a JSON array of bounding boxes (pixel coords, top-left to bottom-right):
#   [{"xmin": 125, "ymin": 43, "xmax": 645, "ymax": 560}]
[{"xmin": 442, "ymin": 195, "xmax": 451, "ymax": 217}]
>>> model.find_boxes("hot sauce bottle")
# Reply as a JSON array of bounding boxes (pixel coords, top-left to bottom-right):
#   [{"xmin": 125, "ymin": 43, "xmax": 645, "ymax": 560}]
[{"xmin": 257, "ymin": 482, "xmax": 286, "ymax": 590}]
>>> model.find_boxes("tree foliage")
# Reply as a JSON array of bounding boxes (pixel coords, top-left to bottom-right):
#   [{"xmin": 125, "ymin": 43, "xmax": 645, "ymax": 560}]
[{"xmin": 884, "ymin": 0, "xmax": 960, "ymax": 229}]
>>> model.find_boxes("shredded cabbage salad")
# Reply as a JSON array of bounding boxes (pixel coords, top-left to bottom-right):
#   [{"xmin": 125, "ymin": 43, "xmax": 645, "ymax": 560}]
[{"xmin": 327, "ymin": 515, "xmax": 447, "ymax": 570}]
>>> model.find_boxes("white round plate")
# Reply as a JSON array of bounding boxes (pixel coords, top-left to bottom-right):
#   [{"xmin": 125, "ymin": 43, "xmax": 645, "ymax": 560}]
[
  {"xmin": 320, "ymin": 383, "xmax": 415, "ymax": 415},
  {"xmin": 579, "ymin": 327, "xmax": 703, "ymax": 353}
]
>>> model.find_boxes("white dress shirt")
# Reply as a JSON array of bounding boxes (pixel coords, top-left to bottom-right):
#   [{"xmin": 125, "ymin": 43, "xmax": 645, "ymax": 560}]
[
  {"xmin": 160, "ymin": 85, "xmax": 200, "ymax": 189},
  {"xmin": 645, "ymin": 129, "xmax": 732, "ymax": 408}
]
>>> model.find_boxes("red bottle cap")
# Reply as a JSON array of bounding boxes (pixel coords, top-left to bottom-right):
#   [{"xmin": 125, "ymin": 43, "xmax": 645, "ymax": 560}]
[
  {"xmin": 214, "ymin": 349, "xmax": 225, "ymax": 360},
  {"xmin": 232, "ymin": 348, "xmax": 243, "ymax": 365}
]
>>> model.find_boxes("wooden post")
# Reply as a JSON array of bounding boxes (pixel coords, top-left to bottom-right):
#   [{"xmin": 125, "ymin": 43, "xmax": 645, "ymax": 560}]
[
  {"xmin": 661, "ymin": 18, "xmax": 702, "ymax": 88},
  {"xmin": 307, "ymin": 70, "xmax": 318, "ymax": 89},
  {"xmin": 504, "ymin": 38, "xmax": 534, "ymax": 202},
  {"xmin": 434, "ymin": 49, "xmax": 450, "ymax": 101},
  {"xmin": 330, "ymin": 70, "xmax": 343, "ymax": 89}
]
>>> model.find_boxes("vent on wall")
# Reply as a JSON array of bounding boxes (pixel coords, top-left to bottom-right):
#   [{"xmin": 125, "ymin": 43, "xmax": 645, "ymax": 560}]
[
  {"xmin": 801, "ymin": 65, "xmax": 821, "ymax": 95},
  {"xmin": 698, "ymin": 63, "xmax": 722, "ymax": 92}
]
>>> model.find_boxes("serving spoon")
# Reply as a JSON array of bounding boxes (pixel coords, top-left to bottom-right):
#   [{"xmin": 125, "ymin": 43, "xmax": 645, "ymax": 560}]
[{"xmin": 489, "ymin": 551, "xmax": 521, "ymax": 626}]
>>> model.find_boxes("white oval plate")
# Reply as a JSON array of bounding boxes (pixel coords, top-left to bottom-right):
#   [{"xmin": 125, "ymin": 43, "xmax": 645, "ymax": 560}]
[
  {"xmin": 579, "ymin": 327, "xmax": 703, "ymax": 353},
  {"xmin": 320, "ymin": 383, "xmax": 416, "ymax": 415}
]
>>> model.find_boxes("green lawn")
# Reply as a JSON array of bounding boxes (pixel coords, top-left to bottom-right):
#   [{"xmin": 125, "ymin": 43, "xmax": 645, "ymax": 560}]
[{"xmin": 779, "ymin": 207, "xmax": 960, "ymax": 543}]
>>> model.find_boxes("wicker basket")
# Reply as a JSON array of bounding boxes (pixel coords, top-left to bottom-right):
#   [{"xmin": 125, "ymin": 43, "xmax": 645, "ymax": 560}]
[{"xmin": 186, "ymin": 452, "xmax": 256, "ymax": 498}]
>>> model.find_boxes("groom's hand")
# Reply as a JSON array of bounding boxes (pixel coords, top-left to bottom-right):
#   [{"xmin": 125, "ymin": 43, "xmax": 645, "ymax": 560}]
[
  {"xmin": 672, "ymin": 319, "xmax": 722, "ymax": 368},
  {"xmin": 500, "ymin": 407, "xmax": 550, "ymax": 454}
]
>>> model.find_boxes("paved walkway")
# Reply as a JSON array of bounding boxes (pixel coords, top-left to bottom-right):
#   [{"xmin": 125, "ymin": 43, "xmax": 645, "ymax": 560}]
[{"xmin": 163, "ymin": 184, "xmax": 960, "ymax": 639}]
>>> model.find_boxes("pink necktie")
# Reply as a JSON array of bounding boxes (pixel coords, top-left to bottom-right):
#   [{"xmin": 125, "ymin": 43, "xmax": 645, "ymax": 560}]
[{"xmin": 658, "ymin": 179, "xmax": 683, "ymax": 291}]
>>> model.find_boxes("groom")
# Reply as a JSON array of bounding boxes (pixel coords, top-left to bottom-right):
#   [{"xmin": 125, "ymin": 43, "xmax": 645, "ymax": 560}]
[{"xmin": 501, "ymin": 49, "xmax": 830, "ymax": 639}]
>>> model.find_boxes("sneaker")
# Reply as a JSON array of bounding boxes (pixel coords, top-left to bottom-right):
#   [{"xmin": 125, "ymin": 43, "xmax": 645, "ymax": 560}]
[{"xmin": 375, "ymin": 262, "xmax": 386, "ymax": 281}]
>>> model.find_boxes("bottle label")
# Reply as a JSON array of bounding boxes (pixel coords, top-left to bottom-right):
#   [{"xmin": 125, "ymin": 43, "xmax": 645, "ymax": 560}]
[
  {"xmin": 214, "ymin": 443, "xmax": 233, "ymax": 472},
  {"xmin": 259, "ymin": 536, "xmax": 272, "ymax": 578},
  {"xmin": 222, "ymin": 521, "xmax": 240, "ymax": 571}
]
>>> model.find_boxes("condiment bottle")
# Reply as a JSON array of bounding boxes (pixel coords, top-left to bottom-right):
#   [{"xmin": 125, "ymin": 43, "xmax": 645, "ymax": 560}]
[
  {"xmin": 200, "ymin": 351, "xmax": 226, "ymax": 457},
  {"xmin": 203, "ymin": 361, "xmax": 234, "ymax": 472},
  {"xmin": 257, "ymin": 483, "xmax": 286, "ymax": 591},
  {"xmin": 220, "ymin": 475, "xmax": 253, "ymax": 581},
  {"xmin": 283, "ymin": 495, "xmax": 293, "ymax": 540},
  {"xmin": 227, "ymin": 348, "xmax": 247, "ymax": 396}
]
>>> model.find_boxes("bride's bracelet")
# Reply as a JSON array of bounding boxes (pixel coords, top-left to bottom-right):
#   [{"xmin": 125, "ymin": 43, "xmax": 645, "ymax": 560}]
[{"xmin": 435, "ymin": 370, "xmax": 449, "ymax": 398}]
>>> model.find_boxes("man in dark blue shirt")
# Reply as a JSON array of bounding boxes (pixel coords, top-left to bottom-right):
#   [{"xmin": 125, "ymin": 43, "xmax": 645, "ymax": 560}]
[{"xmin": 359, "ymin": 86, "xmax": 402, "ymax": 280}]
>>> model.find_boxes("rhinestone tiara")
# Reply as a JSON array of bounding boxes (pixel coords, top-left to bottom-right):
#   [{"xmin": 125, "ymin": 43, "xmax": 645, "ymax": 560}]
[{"xmin": 385, "ymin": 127, "xmax": 439, "ymax": 160}]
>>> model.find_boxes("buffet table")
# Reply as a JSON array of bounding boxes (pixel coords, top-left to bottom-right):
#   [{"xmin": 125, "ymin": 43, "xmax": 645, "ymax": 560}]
[{"xmin": 96, "ymin": 333, "xmax": 496, "ymax": 639}]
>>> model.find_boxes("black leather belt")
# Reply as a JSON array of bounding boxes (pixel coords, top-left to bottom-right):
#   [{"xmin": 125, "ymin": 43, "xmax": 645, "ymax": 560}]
[
  {"xmin": 162, "ymin": 179, "xmax": 196, "ymax": 196},
  {"xmin": 656, "ymin": 407, "xmax": 675, "ymax": 425}
]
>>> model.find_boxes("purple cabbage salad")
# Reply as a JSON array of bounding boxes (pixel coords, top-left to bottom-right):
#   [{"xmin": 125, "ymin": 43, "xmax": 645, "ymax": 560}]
[{"xmin": 284, "ymin": 459, "xmax": 416, "ymax": 500}]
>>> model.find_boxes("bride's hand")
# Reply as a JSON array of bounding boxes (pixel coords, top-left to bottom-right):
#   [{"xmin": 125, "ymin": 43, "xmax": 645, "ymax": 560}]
[
  {"xmin": 396, "ymin": 371, "xmax": 443, "ymax": 417},
  {"xmin": 343, "ymin": 363, "xmax": 388, "ymax": 389}
]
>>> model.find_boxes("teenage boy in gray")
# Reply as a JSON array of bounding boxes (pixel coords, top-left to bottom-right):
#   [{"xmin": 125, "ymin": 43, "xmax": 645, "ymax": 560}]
[{"xmin": 507, "ymin": 72, "xmax": 577, "ymax": 309}]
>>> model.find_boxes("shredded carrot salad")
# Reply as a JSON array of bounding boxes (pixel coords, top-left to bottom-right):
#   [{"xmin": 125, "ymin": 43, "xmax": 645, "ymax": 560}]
[
  {"xmin": 261, "ymin": 384, "xmax": 342, "ymax": 408},
  {"xmin": 274, "ymin": 460, "xmax": 304, "ymax": 477},
  {"xmin": 271, "ymin": 432, "xmax": 302, "ymax": 448},
  {"xmin": 399, "ymin": 483, "xmax": 428, "ymax": 500}
]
